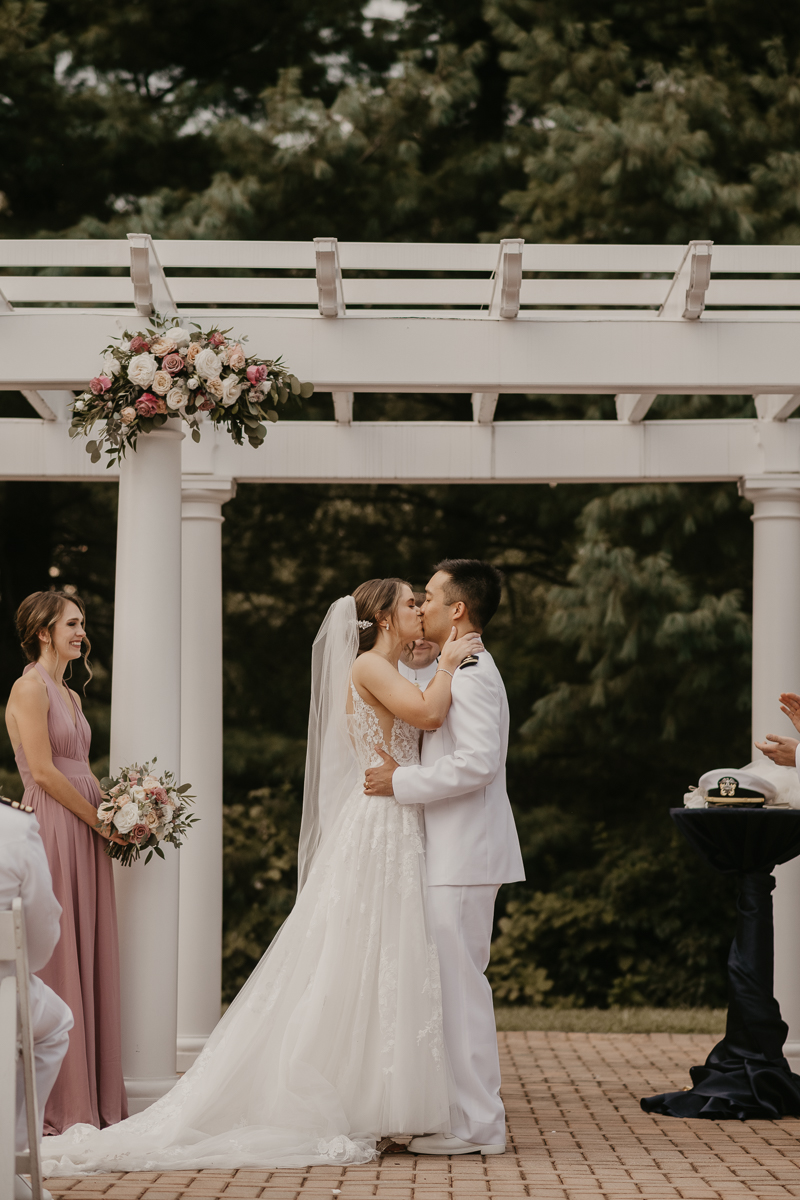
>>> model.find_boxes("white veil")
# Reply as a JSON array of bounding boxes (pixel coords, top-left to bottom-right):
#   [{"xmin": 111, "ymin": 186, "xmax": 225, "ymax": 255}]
[{"xmin": 297, "ymin": 596, "xmax": 361, "ymax": 891}]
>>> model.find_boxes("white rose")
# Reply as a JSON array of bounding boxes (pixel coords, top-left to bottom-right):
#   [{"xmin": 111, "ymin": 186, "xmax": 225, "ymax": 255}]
[
  {"xmin": 74, "ymin": 400, "xmax": 86, "ymax": 412},
  {"xmin": 187, "ymin": 377, "xmax": 199, "ymax": 390},
  {"xmin": 103, "ymin": 352, "xmax": 121, "ymax": 376},
  {"xmin": 142, "ymin": 775, "xmax": 160, "ymax": 789},
  {"xmin": 131, "ymin": 786, "xmax": 147, "ymax": 804},
  {"xmin": 113, "ymin": 799, "xmax": 140, "ymax": 834},
  {"xmin": 170, "ymin": 326, "xmax": 192, "ymax": 347},
  {"xmin": 222, "ymin": 375, "xmax": 242, "ymax": 406},
  {"xmin": 96, "ymin": 800, "xmax": 116, "ymax": 822},
  {"xmin": 194, "ymin": 348, "xmax": 223, "ymax": 380},
  {"xmin": 152, "ymin": 369, "xmax": 172, "ymax": 396},
  {"xmin": 127, "ymin": 353, "xmax": 158, "ymax": 388},
  {"xmin": 166, "ymin": 386, "xmax": 187, "ymax": 411}
]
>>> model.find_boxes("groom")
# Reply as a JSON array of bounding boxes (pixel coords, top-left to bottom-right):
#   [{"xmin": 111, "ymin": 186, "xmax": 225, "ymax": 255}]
[{"xmin": 364, "ymin": 559, "xmax": 524, "ymax": 1156}]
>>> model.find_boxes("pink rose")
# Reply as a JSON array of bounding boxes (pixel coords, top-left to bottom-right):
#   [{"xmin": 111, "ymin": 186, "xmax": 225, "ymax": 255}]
[
  {"xmin": 246, "ymin": 364, "xmax": 268, "ymax": 385},
  {"xmin": 162, "ymin": 353, "xmax": 184, "ymax": 375},
  {"xmin": 135, "ymin": 394, "xmax": 159, "ymax": 417},
  {"xmin": 148, "ymin": 785, "xmax": 169, "ymax": 804},
  {"xmin": 130, "ymin": 336, "xmax": 150, "ymax": 353},
  {"xmin": 228, "ymin": 344, "xmax": 246, "ymax": 371},
  {"xmin": 90, "ymin": 375, "xmax": 113, "ymax": 394},
  {"xmin": 130, "ymin": 823, "xmax": 149, "ymax": 845},
  {"xmin": 208, "ymin": 332, "xmax": 226, "ymax": 347},
  {"xmin": 199, "ymin": 397, "xmax": 215, "ymax": 412}
]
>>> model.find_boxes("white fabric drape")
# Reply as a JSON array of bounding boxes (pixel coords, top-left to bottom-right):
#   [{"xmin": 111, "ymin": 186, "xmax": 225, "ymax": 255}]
[{"xmin": 297, "ymin": 596, "xmax": 360, "ymax": 891}]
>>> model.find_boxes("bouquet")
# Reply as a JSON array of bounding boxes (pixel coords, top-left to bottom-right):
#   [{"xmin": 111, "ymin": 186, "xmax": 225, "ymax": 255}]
[
  {"xmin": 97, "ymin": 758, "xmax": 197, "ymax": 866},
  {"xmin": 70, "ymin": 313, "xmax": 314, "ymax": 466}
]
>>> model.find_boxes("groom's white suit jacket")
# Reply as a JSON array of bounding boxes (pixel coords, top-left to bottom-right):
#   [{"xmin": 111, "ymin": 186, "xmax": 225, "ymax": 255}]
[{"xmin": 392, "ymin": 650, "xmax": 525, "ymax": 886}]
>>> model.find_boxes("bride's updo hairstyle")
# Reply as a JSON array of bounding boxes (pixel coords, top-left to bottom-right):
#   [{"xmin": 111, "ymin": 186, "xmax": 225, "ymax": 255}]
[
  {"xmin": 15, "ymin": 590, "xmax": 93, "ymax": 686},
  {"xmin": 351, "ymin": 577, "xmax": 411, "ymax": 655}
]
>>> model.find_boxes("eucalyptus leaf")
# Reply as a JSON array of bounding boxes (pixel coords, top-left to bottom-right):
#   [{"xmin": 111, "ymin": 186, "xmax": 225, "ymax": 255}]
[{"xmin": 300, "ymin": 382, "xmax": 314, "ymax": 399}]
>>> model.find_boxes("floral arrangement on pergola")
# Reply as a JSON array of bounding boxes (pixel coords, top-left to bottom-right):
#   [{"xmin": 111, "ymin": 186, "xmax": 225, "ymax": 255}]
[{"xmin": 70, "ymin": 314, "xmax": 314, "ymax": 465}]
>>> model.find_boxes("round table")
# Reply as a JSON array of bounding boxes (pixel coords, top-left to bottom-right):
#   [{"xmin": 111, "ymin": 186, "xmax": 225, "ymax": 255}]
[{"xmin": 641, "ymin": 807, "xmax": 800, "ymax": 1120}]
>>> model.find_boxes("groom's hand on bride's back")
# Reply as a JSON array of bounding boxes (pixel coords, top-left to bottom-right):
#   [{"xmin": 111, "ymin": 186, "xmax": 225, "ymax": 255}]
[{"xmin": 365, "ymin": 747, "xmax": 399, "ymax": 796}]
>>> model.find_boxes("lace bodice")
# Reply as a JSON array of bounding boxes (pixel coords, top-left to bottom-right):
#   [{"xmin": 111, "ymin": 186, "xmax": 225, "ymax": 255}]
[{"xmin": 349, "ymin": 683, "xmax": 421, "ymax": 770}]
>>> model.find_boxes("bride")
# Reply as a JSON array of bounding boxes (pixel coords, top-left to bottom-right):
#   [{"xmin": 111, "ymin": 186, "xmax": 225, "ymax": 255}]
[{"xmin": 43, "ymin": 578, "xmax": 483, "ymax": 1173}]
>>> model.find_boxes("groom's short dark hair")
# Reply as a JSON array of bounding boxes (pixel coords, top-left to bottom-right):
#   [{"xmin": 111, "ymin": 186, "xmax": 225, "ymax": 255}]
[{"xmin": 434, "ymin": 559, "xmax": 503, "ymax": 631}]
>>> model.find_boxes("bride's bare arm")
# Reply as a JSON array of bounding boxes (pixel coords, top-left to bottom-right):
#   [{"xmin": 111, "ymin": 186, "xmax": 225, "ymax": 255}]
[{"xmin": 352, "ymin": 628, "xmax": 484, "ymax": 730}]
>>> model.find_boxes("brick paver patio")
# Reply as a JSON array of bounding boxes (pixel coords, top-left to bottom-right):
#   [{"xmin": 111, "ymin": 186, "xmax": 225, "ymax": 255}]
[{"xmin": 44, "ymin": 1031, "xmax": 800, "ymax": 1200}]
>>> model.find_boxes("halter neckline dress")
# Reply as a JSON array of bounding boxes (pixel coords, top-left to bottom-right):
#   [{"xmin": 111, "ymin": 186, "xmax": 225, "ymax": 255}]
[{"xmin": 15, "ymin": 662, "xmax": 127, "ymax": 1134}]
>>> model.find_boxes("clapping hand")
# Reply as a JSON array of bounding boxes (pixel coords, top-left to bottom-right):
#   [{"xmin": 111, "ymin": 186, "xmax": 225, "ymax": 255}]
[
  {"xmin": 780, "ymin": 693, "xmax": 800, "ymax": 734},
  {"xmin": 755, "ymin": 734, "xmax": 800, "ymax": 767}
]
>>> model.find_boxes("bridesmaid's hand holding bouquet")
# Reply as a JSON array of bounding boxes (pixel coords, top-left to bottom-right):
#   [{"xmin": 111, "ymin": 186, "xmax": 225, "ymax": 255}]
[{"xmin": 96, "ymin": 759, "xmax": 196, "ymax": 866}]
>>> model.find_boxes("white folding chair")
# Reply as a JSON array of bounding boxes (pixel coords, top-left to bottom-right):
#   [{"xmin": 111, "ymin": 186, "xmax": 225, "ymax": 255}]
[{"xmin": 0, "ymin": 899, "xmax": 43, "ymax": 1200}]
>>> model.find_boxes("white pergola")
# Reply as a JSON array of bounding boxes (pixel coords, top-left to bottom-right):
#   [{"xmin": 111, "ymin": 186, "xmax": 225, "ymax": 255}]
[{"xmin": 3, "ymin": 233, "xmax": 800, "ymax": 1106}]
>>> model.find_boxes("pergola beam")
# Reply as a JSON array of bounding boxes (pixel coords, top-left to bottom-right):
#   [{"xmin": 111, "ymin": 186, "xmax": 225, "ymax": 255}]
[
  {"xmin": 472, "ymin": 393, "xmax": 499, "ymax": 423},
  {"xmin": 315, "ymin": 237, "xmax": 346, "ymax": 317},
  {"xmin": 615, "ymin": 393, "xmax": 658, "ymax": 423},
  {"xmin": 488, "ymin": 239, "xmax": 524, "ymax": 319},
  {"xmin": 2, "ymin": 417, "xmax": 797, "ymax": 485},
  {"xmin": 127, "ymin": 233, "xmax": 178, "ymax": 320},
  {"xmin": 755, "ymin": 393, "xmax": 800, "ymax": 421},
  {"xmin": 3, "ymin": 309, "xmax": 800, "ymax": 395}
]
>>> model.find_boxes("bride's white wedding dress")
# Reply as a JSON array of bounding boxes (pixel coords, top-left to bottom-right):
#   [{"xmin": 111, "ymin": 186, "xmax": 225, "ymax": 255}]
[{"xmin": 43, "ymin": 602, "xmax": 454, "ymax": 1174}]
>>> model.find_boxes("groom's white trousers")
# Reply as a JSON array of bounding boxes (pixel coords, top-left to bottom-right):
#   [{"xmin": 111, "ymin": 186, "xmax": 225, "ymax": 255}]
[{"xmin": 426, "ymin": 884, "xmax": 505, "ymax": 1146}]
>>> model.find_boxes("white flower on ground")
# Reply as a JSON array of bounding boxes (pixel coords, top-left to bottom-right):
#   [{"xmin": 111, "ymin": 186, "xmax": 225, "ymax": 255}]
[
  {"xmin": 127, "ymin": 353, "xmax": 158, "ymax": 388},
  {"xmin": 113, "ymin": 799, "xmax": 140, "ymax": 833},
  {"xmin": 222, "ymin": 375, "xmax": 243, "ymax": 406}
]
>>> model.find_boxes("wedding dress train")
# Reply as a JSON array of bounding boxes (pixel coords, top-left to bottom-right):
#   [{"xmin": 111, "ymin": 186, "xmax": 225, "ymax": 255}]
[{"xmin": 43, "ymin": 666, "xmax": 453, "ymax": 1172}]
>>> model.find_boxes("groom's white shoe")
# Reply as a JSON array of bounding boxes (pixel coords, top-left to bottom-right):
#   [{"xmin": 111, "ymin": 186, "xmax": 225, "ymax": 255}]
[{"xmin": 408, "ymin": 1134, "xmax": 505, "ymax": 1156}]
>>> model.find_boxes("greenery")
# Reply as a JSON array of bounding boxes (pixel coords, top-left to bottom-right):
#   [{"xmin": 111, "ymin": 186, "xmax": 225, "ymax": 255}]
[
  {"xmin": 3, "ymin": 0, "xmax": 795, "ymax": 1008},
  {"xmin": 494, "ymin": 1006, "xmax": 727, "ymax": 1034}
]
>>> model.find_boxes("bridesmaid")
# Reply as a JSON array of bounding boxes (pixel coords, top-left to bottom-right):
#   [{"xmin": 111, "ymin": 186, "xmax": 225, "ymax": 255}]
[{"xmin": 5, "ymin": 591, "xmax": 128, "ymax": 1134}]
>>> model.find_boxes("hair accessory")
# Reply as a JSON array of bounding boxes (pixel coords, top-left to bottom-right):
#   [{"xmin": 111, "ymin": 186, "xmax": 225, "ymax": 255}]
[{"xmin": 357, "ymin": 619, "xmax": 373, "ymax": 631}]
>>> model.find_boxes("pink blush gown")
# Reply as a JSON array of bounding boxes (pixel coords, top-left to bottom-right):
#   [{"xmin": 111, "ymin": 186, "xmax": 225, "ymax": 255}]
[{"xmin": 15, "ymin": 661, "xmax": 128, "ymax": 1134}]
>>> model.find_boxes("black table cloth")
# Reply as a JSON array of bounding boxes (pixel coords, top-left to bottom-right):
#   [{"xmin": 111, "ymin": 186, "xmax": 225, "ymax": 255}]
[{"xmin": 641, "ymin": 807, "xmax": 800, "ymax": 1121}]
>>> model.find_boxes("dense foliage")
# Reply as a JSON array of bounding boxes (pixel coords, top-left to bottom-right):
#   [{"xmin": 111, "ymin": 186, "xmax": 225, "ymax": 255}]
[{"xmin": 4, "ymin": 0, "xmax": 796, "ymax": 1005}]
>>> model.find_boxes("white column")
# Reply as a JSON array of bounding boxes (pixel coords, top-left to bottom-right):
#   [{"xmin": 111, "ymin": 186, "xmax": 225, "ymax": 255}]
[
  {"xmin": 176, "ymin": 476, "xmax": 237, "ymax": 1071},
  {"xmin": 110, "ymin": 428, "xmax": 183, "ymax": 1112},
  {"xmin": 740, "ymin": 474, "xmax": 800, "ymax": 1064}
]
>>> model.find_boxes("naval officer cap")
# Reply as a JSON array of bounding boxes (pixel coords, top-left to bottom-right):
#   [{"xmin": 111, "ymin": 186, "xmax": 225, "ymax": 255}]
[{"xmin": 698, "ymin": 767, "xmax": 777, "ymax": 805}]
